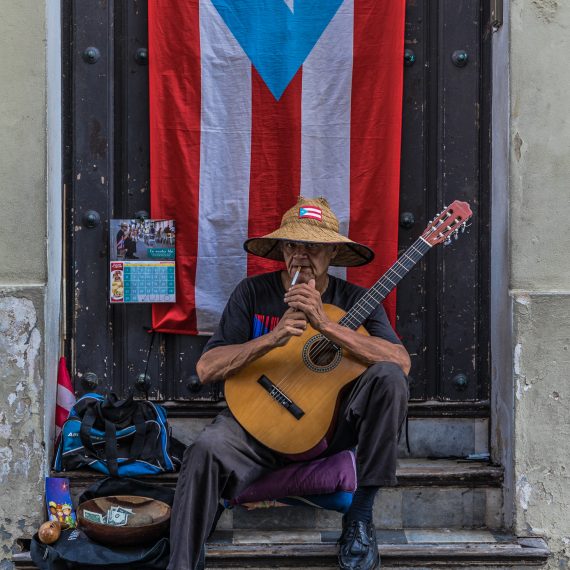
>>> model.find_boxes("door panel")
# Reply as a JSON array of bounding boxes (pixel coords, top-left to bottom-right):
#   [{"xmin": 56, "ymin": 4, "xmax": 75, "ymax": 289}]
[
  {"xmin": 65, "ymin": 0, "xmax": 490, "ymax": 404},
  {"xmin": 397, "ymin": 0, "xmax": 490, "ymax": 401},
  {"xmin": 67, "ymin": 0, "xmax": 115, "ymax": 392}
]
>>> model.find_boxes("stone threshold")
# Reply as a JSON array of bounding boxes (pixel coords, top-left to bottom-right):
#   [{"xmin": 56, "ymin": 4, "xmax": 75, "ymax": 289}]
[
  {"xmin": 206, "ymin": 539, "xmax": 549, "ymax": 568},
  {"xmin": 13, "ymin": 531, "xmax": 549, "ymax": 569}
]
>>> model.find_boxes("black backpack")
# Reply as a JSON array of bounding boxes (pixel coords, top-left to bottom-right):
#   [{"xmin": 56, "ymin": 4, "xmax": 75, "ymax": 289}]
[{"xmin": 54, "ymin": 393, "xmax": 185, "ymax": 477}]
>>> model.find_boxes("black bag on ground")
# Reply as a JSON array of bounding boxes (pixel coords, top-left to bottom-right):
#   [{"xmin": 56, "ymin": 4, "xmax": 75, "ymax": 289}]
[{"xmin": 31, "ymin": 478, "xmax": 175, "ymax": 570}]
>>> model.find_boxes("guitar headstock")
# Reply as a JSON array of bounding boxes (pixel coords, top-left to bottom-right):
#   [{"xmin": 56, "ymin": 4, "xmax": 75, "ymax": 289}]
[{"xmin": 421, "ymin": 201, "xmax": 473, "ymax": 246}]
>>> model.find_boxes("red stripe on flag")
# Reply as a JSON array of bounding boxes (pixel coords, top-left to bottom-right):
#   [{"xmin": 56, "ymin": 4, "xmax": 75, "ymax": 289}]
[
  {"xmin": 149, "ymin": 0, "xmax": 201, "ymax": 333},
  {"xmin": 347, "ymin": 0, "xmax": 406, "ymax": 327},
  {"xmin": 247, "ymin": 68, "xmax": 303, "ymax": 277},
  {"xmin": 55, "ymin": 357, "xmax": 75, "ymax": 439},
  {"xmin": 56, "ymin": 404, "xmax": 71, "ymax": 429}
]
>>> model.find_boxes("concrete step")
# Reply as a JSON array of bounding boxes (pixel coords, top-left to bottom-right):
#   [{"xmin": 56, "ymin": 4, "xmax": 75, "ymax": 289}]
[
  {"xmin": 59, "ymin": 458, "xmax": 503, "ymax": 492},
  {"xmin": 13, "ymin": 531, "xmax": 549, "ymax": 569},
  {"xmin": 204, "ymin": 530, "xmax": 549, "ymax": 568},
  {"xmin": 58, "ymin": 459, "xmax": 504, "ymax": 531},
  {"xmin": 169, "ymin": 414, "xmax": 490, "ymax": 461},
  {"xmin": 397, "ymin": 417, "xmax": 489, "ymax": 459}
]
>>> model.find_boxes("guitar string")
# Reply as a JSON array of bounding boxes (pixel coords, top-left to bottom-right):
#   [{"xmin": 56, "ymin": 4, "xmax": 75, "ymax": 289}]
[
  {"xmin": 269, "ymin": 220, "xmax": 456, "ymax": 403},
  {"xmin": 299, "ymin": 240, "xmax": 428, "ymax": 367},
  {"xmin": 308, "ymin": 219, "xmax": 455, "ymax": 359},
  {"xmin": 271, "ymin": 240, "xmax": 429, "ymax": 402},
  {"xmin": 273, "ymin": 236, "xmax": 434, "ymax": 409},
  {"xmin": 277, "ymin": 239, "xmax": 427, "ymax": 397}
]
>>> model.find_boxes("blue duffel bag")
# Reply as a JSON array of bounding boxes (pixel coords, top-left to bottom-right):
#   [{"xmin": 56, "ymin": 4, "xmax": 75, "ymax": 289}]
[{"xmin": 54, "ymin": 393, "xmax": 184, "ymax": 477}]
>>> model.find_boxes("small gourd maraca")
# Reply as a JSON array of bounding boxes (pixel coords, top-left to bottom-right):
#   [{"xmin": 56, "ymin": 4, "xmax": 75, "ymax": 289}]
[{"xmin": 38, "ymin": 520, "xmax": 61, "ymax": 544}]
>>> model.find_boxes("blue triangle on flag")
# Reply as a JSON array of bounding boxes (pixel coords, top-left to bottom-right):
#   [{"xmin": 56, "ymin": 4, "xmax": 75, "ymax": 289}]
[{"xmin": 210, "ymin": 0, "xmax": 345, "ymax": 101}]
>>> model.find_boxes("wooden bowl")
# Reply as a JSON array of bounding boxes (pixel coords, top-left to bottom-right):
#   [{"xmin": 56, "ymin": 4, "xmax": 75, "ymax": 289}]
[{"xmin": 77, "ymin": 495, "xmax": 171, "ymax": 546}]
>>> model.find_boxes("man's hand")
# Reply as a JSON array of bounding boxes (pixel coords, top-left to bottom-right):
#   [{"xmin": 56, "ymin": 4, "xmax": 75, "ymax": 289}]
[
  {"xmin": 197, "ymin": 302, "xmax": 309, "ymax": 384},
  {"xmin": 283, "ymin": 279, "xmax": 331, "ymax": 332},
  {"xmin": 284, "ymin": 279, "xmax": 411, "ymax": 374},
  {"xmin": 270, "ymin": 308, "xmax": 308, "ymax": 347}
]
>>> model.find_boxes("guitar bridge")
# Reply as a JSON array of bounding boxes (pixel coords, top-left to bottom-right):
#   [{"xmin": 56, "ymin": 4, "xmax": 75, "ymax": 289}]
[{"xmin": 257, "ymin": 375, "xmax": 305, "ymax": 420}]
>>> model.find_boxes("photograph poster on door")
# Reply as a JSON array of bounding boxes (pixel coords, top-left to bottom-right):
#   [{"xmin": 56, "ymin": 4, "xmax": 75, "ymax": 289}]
[{"xmin": 109, "ymin": 218, "xmax": 176, "ymax": 304}]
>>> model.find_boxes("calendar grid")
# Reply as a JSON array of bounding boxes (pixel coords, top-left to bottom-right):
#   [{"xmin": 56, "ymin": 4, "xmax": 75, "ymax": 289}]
[{"xmin": 109, "ymin": 218, "xmax": 176, "ymax": 304}]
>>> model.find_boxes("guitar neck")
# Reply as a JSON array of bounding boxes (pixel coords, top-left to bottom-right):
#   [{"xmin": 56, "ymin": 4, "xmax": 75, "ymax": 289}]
[{"xmin": 339, "ymin": 237, "xmax": 432, "ymax": 330}]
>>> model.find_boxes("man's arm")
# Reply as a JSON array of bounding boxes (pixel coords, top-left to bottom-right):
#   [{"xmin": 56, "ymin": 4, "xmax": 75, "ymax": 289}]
[
  {"xmin": 315, "ymin": 320, "xmax": 411, "ymax": 374},
  {"xmin": 196, "ymin": 308, "xmax": 308, "ymax": 384},
  {"xmin": 284, "ymin": 281, "xmax": 411, "ymax": 375}
]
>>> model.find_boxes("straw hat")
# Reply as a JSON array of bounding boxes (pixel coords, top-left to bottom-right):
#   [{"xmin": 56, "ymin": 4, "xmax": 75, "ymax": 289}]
[{"xmin": 243, "ymin": 196, "xmax": 374, "ymax": 267}]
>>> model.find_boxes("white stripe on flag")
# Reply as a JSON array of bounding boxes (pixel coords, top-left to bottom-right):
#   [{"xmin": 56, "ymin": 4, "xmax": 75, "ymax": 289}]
[
  {"xmin": 57, "ymin": 385, "xmax": 76, "ymax": 410},
  {"xmin": 300, "ymin": 0, "xmax": 354, "ymax": 281},
  {"xmin": 195, "ymin": 0, "xmax": 252, "ymax": 332}
]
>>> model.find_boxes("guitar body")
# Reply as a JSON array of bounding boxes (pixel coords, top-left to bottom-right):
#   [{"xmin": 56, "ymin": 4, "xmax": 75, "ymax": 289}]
[{"xmin": 224, "ymin": 304, "xmax": 368, "ymax": 455}]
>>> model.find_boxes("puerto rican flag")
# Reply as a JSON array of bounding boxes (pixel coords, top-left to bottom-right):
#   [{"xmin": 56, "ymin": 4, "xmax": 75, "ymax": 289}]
[
  {"xmin": 299, "ymin": 206, "xmax": 322, "ymax": 221},
  {"xmin": 55, "ymin": 357, "xmax": 76, "ymax": 442},
  {"xmin": 149, "ymin": 0, "xmax": 405, "ymax": 334}
]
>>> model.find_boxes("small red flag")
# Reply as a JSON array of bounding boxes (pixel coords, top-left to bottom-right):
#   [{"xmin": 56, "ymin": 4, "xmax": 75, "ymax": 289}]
[{"xmin": 55, "ymin": 357, "xmax": 76, "ymax": 440}]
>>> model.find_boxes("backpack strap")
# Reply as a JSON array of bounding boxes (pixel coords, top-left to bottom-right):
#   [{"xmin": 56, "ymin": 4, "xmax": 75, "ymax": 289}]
[
  {"xmin": 103, "ymin": 404, "xmax": 148, "ymax": 477},
  {"xmin": 103, "ymin": 417, "xmax": 120, "ymax": 477},
  {"xmin": 101, "ymin": 392, "xmax": 136, "ymax": 426},
  {"xmin": 79, "ymin": 399, "xmax": 149, "ymax": 477},
  {"xmin": 138, "ymin": 406, "xmax": 163, "ymax": 463},
  {"xmin": 127, "ymin": 406, "xmax": 148, "ymax": 461},
  {"xmin": 78, "ymin": 402, "xmax": 101, "ymax": 458}
]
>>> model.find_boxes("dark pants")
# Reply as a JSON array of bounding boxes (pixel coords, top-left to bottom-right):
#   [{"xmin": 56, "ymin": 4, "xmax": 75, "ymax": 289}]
[{"xmin": 167, "ymin": 361, "xmax": 409, "ymax": 570}]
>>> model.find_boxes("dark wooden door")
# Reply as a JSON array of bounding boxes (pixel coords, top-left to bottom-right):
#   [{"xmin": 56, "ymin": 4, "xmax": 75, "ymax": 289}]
[{"xmin": 64, "ymin": 0, "xmax": 491, "ymax": 413}]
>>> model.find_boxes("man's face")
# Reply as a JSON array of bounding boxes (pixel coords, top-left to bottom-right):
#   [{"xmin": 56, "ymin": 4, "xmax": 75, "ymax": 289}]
[{"xmin": 281, "ymin": 241, "xmax": 338, "ymax": 284}]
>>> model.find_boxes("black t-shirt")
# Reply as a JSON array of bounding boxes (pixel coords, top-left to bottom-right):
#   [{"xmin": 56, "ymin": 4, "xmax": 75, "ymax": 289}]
[{"xmin": 203, "ymin": 271, "xmax": 400, "ymax": 353}]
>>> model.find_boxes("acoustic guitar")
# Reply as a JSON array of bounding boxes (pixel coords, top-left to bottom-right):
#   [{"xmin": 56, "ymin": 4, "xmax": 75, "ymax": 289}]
[{"xmin": 224, "ymin": 201, "xmax": 473, "ymax": 455}]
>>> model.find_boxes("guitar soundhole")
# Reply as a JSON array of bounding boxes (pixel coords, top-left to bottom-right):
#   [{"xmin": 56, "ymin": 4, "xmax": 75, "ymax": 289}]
[
  {"xmin": 309, "ymin": 343, "xmax": 337, "ymax": 366},
  {"xmin": 302, "ymin": 335, "xmax": 342, "ymax": 373}
]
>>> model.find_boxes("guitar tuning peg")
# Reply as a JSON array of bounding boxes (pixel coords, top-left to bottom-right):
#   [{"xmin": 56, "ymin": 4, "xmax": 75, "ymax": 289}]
[
  {"xmin": 444, "ymin": 237, "xmax": 452, "ymax": 246},
  {"xmin": 461, "ymin": 224, "xmax": 466, "ymax": 233},
  {"xmin": 454, "ymin": 231, "xmax": 459, "ymax": 240}
]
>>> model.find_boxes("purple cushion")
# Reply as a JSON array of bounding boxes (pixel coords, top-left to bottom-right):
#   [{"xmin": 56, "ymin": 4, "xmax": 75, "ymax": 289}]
[{"xmin": 229, "ymin": 450, "xmax": 357, "ymax": 506}]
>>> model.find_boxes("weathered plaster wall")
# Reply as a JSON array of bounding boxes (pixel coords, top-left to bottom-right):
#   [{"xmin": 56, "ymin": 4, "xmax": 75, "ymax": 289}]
[
  {"xmin": 0, "ymin": 1, "xmax": 49, "ymax": 567},
  {"xmin": 0, "ymin": 1, "xmax": 47, "ymax": 283},
  {"xmin": 0, "ymin": 293, "xmax": 45, "ymax": 566},
  {"xmin": 510, "ymin": 0, "xmax": 570, "ymax": 566}
]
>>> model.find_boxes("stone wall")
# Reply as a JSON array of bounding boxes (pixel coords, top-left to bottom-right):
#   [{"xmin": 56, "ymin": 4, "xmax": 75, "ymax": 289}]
[
  {"xmin": 510, "ymin": 0, "xmax": 570, "ymax": 566},
  {"xmin": 0, "ymin": 2, "xmax": 48, "ymax": 567},
  {"xmin": 0, "ymin": 294, "xmax": 45, "ymax": 566}
]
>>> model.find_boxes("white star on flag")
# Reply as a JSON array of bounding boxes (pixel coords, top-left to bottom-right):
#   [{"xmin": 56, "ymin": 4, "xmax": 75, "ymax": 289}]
[{"xmin": 283, "ymin": 0, "xmax": 294, "ymax": 13}]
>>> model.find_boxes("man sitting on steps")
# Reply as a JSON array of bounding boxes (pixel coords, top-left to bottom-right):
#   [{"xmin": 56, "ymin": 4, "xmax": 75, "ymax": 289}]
[{"xmin": 168, "ymin": 196, "xmax": 410, "ymax": 570}]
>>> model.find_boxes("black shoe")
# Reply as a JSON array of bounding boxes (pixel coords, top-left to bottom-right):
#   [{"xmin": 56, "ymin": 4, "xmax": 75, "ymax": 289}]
[{"xmin": 338, "ymin": 519, "xmax": 380, "ymax": 570}]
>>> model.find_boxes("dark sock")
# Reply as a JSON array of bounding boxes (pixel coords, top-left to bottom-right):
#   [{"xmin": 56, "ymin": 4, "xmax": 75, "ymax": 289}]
[{"xmin": 345, "ymin": 486, "xmax": 379, "ymax": 524}]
